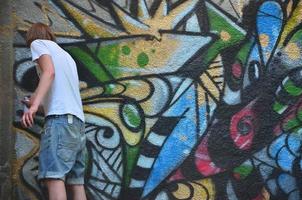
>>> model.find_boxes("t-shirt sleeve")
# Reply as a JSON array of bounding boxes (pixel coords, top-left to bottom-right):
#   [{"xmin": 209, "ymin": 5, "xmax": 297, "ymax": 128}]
[{"xmin": 30, "ymin": 40, "xmax": 50, "ymax": 61}]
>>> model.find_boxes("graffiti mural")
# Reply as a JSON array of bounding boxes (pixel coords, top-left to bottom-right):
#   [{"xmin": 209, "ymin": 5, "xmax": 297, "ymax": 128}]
[{"xmin": 13, "ymin": 0, "xmax": 302, "ymax": 199}]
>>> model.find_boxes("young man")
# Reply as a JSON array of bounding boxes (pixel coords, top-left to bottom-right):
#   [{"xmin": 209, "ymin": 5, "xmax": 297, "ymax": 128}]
[{"xmin": 22, "ymin": 23, "xmax": 87, "ymax": 200}]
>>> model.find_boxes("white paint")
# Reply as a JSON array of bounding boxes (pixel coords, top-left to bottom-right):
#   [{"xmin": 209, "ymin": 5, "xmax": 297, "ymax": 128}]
[
  {"xmin": 148, "ymin": 132, "xmax": 166, "ymax": 146},
  {"xmin": 155, "ymin": 191, "xmax": 169, "ymax": 200},
  {"xmin": 170, "ymin": 78, "xmax": 193, "ymax": 105},
  {"xmin": 129, "ymin": 179, "xmax": 145, "ymax": 188},
  {"xmin": 223, "ymin": 84, "xmax": 241, "ymax": 105},
  {"xmin": 185, "ymin": 14, "xmax": 201, "ymax": 32},
  {"xmin": 137, "ymin": 154, "xmax": 155, "ymax": 168}
]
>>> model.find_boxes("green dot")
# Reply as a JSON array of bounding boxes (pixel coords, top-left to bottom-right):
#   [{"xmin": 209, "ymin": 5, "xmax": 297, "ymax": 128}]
[
  {"xmin": 137, "ymin": 52, "xmax": 149, "ymax": 68},
  {"xmin": 122, "ymin": 45, "xmax": 131, "ymax": 55},
  {"xmin": 122, "ymin": 104, "xmax": 141, "ymax": 128},
  {"xmin": 151, "ymin": 49, "xmax": 156, "ymax": 53}
]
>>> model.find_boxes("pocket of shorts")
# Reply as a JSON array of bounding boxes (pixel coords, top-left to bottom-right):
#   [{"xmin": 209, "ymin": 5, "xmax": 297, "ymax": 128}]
[{"xmin": 56, "ymin": 124, "xmax": 79, "ymax": 162}]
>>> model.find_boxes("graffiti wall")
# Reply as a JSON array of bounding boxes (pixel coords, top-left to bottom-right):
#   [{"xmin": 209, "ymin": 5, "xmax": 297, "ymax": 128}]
[{"xmin": 13, "ymin": 0, "xmax": 302, "ymax": 199}]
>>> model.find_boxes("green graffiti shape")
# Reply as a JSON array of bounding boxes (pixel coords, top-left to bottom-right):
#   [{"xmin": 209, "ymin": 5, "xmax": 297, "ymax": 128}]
[{"xmin": 137, "ymin": 52, "xmax": 149, "ymax": 68}]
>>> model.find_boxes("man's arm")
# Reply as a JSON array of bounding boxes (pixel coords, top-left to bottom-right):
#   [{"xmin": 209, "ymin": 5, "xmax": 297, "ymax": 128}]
[
  {"xmin": 31, "ymin": 55, "xmax": 55, "ymax": 108},
  {"xmin": 22, "ymin": 95, "xmax": 44, "ymax": 114},
  {"xmin": 21, "ymin": 54, "xmax": 55, "ymax": 127}
]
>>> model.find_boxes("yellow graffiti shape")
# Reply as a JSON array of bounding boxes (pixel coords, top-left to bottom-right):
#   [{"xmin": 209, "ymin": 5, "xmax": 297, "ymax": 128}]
[
  {"xmin": 58, "ymin": 0, "xmax": 122, "ymax": 38},
  {"xmin": 171, "ymin": 178, "xmax": 215, "ymax": 200},
  {"xmin": 83, "ymin": 100, "xmax": 144, "ymax": 146},
  {"xmin": 284, "ymin": 42, "xmax": 301, "ymax": 60},
  {"xmin": 113, "ymin": 0, "xmax": 199, "ymax": 40},
  {"xmin": 118, "ymin": 37, "xmax": 179, "ymax": 69},
  {"xmin": 16, "ymin": 1, "xmax": 80, "ymax": 37},
  {"xmin": 119, "ymin": 80, "xmax": 152, "ymax": 101},
  {"xmin": 220, "ymin": 30, "xmax": 231, "ymax": 41},
  {"xmin": 279, "ymin": 1, "xmax": 302, "ymax": 46},
  {"xmin": 259, "ymin": 34, "xmax": 269, "ymax": 48},
  {"xmin": 80, "ymin": 86, "xmax": 104, "ymax": 100},
  {"xmin": 59, "ymin": 0, "xmax": 199, "ymax": 40}
]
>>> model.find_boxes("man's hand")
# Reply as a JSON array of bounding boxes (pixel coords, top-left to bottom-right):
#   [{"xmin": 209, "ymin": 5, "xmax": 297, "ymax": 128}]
[
  {"xmin": 21, "ymin": 95, "xmax": 44, "ymax": 115},
  {"xmin": 21, "ymin": 105, "xmax": 38, "ymax": 128}
]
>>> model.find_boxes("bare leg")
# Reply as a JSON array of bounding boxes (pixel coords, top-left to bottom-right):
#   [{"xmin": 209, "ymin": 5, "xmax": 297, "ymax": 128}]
[
  {"xmin": 66, "ymin": 184, "xmax": 87, "ymax": 200},
  {"xmin": 44, "ymin": 179, "xmax": 67, "ymax": 200}
]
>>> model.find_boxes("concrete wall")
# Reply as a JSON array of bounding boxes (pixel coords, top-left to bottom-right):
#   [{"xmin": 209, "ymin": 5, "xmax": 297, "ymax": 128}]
[
  {"xmin": 0, "ymin": 0, "xmax": 14, "ymax": 199},
  {"xmin": 12, "ymin": 0, "xmax": 302, "ymax": 199}
]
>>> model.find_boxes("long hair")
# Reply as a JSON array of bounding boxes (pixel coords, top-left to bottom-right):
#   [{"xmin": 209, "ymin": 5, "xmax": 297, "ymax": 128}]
[{"xmin": 26, "ymin": 23, "xmax": 56, "ymax": 46}]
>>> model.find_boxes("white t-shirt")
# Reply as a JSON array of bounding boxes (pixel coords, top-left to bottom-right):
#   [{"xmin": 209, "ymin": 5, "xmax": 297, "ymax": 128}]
[{"xmin": 30, "ymin": 39, "xmax": 85, "ymax": 122}]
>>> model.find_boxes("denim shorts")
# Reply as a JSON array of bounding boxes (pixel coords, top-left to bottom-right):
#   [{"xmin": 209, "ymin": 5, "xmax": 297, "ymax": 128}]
[{"xmin": 38, "ymin": 114, "xmax": 87, "ymax": 185}]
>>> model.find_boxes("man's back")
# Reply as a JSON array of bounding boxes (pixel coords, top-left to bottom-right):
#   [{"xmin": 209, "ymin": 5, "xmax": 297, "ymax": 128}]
[{"xmin": 31, "ymin": 39, "xmax": 84, "ymax": 122}]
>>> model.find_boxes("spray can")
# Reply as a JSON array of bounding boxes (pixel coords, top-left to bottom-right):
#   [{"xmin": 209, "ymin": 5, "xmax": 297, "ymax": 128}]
[{"xmin": 23, "ymin": 96, "xmax": 30, "ymax": 113}]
